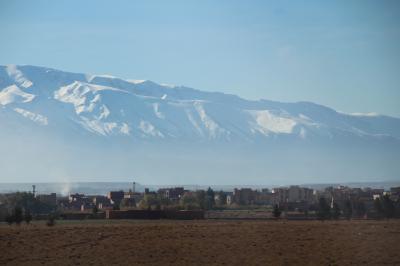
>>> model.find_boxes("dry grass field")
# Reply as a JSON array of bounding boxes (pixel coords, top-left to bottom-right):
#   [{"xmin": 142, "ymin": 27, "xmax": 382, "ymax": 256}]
[{"xmin": 1, "ymin": 220, "xmax": 400, "ymax": 265}]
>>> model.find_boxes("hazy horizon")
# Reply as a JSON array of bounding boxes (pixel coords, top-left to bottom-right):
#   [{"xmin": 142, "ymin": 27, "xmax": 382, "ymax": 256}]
[{"xmin": 1, "ymin": 180, "xmax": 399, "ymax": 197}]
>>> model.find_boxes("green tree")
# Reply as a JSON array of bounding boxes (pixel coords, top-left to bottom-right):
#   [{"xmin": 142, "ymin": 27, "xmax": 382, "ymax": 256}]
[
  {"xmin": 273, "ymin": 204, "xmax": 281, "ymax": 219},
  {"xmin": 138, "ymin": 194, "xmax": 161, "ymax": 210},
  {"xmin": 355, "ymin": 201, "xmax": 366, "ymax": 218},
  {"xmin": 206, "ymin": 187, "xmax": 215, "ymax": 210},
  {"xmin": 374, "ymin": 198, "xmax": 384, "ymax": 218},
  {"xmin": 14, "ymin": 206, "xmax": 23, "ymax": 225},
  {"xmin": 24, "ymin": 209, "xmax": 33, "ymax": 224},
  {"xmin": 159, "ymin": 197, "xmax": 172, "ymax": 210},
  {"xmin": 395, "ymin": 200, "xmax": 400, "ymax": 218},
  {"xmin": 180, "ymin": 193, "xmax": 200, "ymax": 210},
  {"xmin": 381, "ymin": 194, "xmax": 395, "ymax": 219},
  {"xmin": 46, "ymin": 213, "xmax": 56, "ymax": 227},
  {"xmin": 195, "ymin": 190, "xmax": 207, "ymax": 210},
  {"xmin": 343, "ymin": 199, "xmax": 353, "ymax": 220},
  {"xmin": 215, "ymin": 191, "xmax": 227, "ymax": 206},
  {"xmin": 1, "ymin": 192, "xmax": 55, "ymax": 215},
  {"xmin": 119, "ymin": 198, "xmax": 136, "ymax": 209},
  {"xmin": 317, "ymin": 198, "xmax": 331, "ymax": 220},
  {"xmin": 5, "ymin": 212, "xmax": 14, "ymax": 225},
  {"xmin": 331, "ymin": 202, "xmax": 341, "ymax": 220}
]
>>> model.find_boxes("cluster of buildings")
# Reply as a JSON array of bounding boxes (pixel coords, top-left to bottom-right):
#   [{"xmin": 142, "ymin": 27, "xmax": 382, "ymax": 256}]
[
  {"xmin": 226, "ymin": 185, "xmax": 400, "ymax": 213},
  {"xmin": 224, "ymin": 186, "xmax": 314, "ymax": 211},
  {"xmin": 315, "ymin": 186, "xmax": 399, "ymax": 216},
  {"xmin": 56, "ymin": 186, "xmax": 187, "ymax": 212},
  {"xmin": 62, "ymin": 185, "xmax": 399, "ymax": 211},
  {"xmin": 2, "ymin": 183, "xmax": 400, "ymax": 217}
]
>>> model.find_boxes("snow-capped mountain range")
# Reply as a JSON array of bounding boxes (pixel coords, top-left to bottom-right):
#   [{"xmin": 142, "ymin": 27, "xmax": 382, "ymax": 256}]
[
  {"xmin": 1, "ymin": 64, "xmax": 400, "ymax": 142},
  {"xmin": 1, "ymin": 64, "xmax": 399, "ymax": 183}
]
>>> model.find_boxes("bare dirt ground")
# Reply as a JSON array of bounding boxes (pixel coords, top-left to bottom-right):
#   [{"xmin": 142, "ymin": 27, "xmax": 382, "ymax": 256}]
[{"xmin": 1, "ymin": 220, "xmax": 400, "ymax": 265}]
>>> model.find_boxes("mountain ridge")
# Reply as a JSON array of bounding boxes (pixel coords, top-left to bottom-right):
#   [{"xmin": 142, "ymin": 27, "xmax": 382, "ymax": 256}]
[{"xmin": 1, "ymin": 64, "xmax": 399, "ymax": 142}]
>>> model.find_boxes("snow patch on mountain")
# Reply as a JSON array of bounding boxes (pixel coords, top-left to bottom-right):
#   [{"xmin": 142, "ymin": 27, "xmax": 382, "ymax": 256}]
[
  {"xmin": 97, "ymin": 105, "xmax": 110, "ymax": 120},
  {"xmin": 14, "ymin": 108, "xmax": 48, "ymax": 125},
  {"xmin": 86, "ymin": 74, "xmax": 118, "ymax": 83},
  {"xmin": 120, "ymin": 123, "xmax": 131, "ymax": 135},
  {"xmin": 78, "ymin": 117, "xmax": 130, "ymax": 136},
  {"xmin": 153, "ymin": 103, "xmax": 165, "ymax": 119},
  {"xmin": 0, "ymin": 85, "xmax": 35, "ymax": 105},
  {"xmin": 247, "ymin": 110, "xmax": 297, "ymax": 135},
  {"xmin": 299, "ymin": 127, "xmax": 307, "ymax": 139},
  {"xmin": 194, "ymin": 101, "xmax": 227, "ymax": 139},
  {"xmin": 185, "ymin": 109, "xmax": 204, "ymax": 137},
  {"xmin": 298, "ymin": 114, "xmax": 311, "ymax": 120},
  {"xmin": 350, "ymin": 112, "xmax": 380, "ymax": 117},
  {"xmin": 6, "ymin": 65, "xmax": 33, "ymax": 88},
  {"xmin": 336, "ymin": 110, "xmax": 381, "ymax": 117},
  {"xmin": 160, "ymin": 83, "xmax": 176, "ymax": 88},
  {"xmin": 128, "ymin": 79, "xmax": 146, "ymax": 84},
  {"xmin": 139, "ymin": 120, "xmax": 164, "ymax": 138},
  {"xmin": 54, "ymin": 81, "xmax": 124, "ymax": 115}
]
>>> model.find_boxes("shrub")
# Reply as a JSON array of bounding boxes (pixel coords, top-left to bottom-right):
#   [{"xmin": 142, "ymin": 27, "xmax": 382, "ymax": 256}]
[
  {"xmin": 382, "ymin": 194, "xmax": 396, "ymax": 219},
  {"xmin": 343, "ymin": 199, "xmax": 353, "ymax": 220},
  {"xmin": 14, "ymin": 206, "xmax": 23, "ymax": 225},
  {"xmin": 374, "ymin": 198, "xmax": 384, "ymax": 218},
  {"xmin": 331, "ymin": 202, "xmax": 341, "ymax": 220},
  {"xmin": 24, "ymin": 209, "xmax": 33, "ymax": 224},
  {"xmin": 180, "ymin": 193, "xmax": 201, "ymax": 210},
  {"xmin": 317, "ymin": 197, "xmax": 331, "ymax": 220},
  {"xmin": 5, "ymin": 213, "xmax": 14, "ymax": 225},
  {"xmin": 46, "ymin": 214, "xmax": 56, "ymax": 227},
  {"xmin": 273, "ymin": 204, "xmax": 282, "ymax": 219}
]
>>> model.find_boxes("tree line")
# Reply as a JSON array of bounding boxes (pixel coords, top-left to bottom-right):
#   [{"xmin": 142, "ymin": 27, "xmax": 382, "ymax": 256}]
[
  {"xmin": 0, "ymin": 192, "xmax": 56, "ymax": 226},
  {"xmin": 315, "ymin": 194, "xmax": 398, "ymax": 220}
]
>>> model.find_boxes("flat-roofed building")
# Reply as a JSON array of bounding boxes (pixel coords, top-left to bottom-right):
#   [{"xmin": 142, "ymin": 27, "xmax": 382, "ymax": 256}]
[
  {"xmin": 107, "ymin": 191, "xmax": 124, "ymax": 205},
  {"xmin": 37, "ymin": 193, "xmax": 57, "ymax": 206}
]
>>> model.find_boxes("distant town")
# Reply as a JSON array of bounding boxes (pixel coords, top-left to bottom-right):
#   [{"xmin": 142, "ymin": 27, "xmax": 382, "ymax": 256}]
[{"xmin": 1, "ymin": 183, "xmax": 400, "ymax": 223}]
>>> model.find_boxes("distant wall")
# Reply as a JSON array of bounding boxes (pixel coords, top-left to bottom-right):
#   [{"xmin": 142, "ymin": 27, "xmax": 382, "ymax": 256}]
[
  {"xmin": 163, "ymin": 210, "xmax": 205, "ymax": 220},
  {"xmin": 59, "ymin": 212, "xmax": 106, "ymax": 220},
  {"xmin": 106, "ymin": 210, "xmax": 204, "ymax": 220}
]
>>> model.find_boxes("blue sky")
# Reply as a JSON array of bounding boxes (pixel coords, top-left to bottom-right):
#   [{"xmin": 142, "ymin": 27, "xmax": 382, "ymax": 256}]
[{"xmin": 1, "ymin": 0, "xmax": 399, "ymax": 116}]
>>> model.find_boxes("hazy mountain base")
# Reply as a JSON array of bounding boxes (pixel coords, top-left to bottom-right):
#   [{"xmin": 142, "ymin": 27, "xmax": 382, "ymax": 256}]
[{"xmin": 1, "ymin": 125, "xmax": 399, "ymax": 184}]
